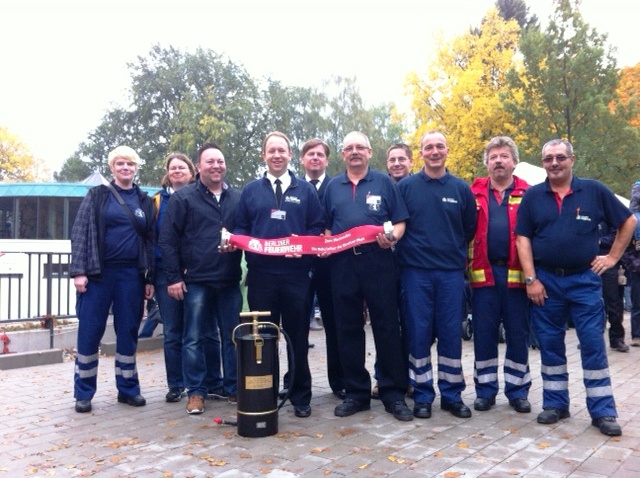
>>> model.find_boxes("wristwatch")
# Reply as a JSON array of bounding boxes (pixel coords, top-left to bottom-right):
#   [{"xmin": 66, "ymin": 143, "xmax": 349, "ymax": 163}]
[{"xmin": 524, "ymin": 276, "xmax": 537, "ymax": 285}]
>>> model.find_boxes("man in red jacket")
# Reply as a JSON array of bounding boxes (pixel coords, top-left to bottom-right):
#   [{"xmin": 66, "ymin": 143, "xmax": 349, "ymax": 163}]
[{"xmin": 468, "ymin": 136, "xmax": 531, "ymax": 413}]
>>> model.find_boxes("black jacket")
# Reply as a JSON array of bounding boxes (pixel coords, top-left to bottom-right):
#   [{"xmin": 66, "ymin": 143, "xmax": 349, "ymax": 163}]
[{"xmin": 159, "ymin": 178, "xmax": 242, "ymax": 285}]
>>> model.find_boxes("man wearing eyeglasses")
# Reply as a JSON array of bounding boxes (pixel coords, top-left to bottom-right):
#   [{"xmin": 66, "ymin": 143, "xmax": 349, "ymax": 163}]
[
  {"xmin": 515, "ymin": 138, "xmax": 636, "ymax": 436},
  {"xmin": 323, "ymin": 131, "xmax": 413, "ymax": 421},
  {"xmin": 395, "ymin": 130, "xmax": 477, "ymax": 420}
]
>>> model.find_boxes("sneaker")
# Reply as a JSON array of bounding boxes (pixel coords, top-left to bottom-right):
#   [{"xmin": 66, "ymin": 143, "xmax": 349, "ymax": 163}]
[
  {"xmin": 309, "ymin": 317, "xmax": 323, "ymax": 331},
  {"xmin": 166, "ymin": 387, "xmax": 185, "ymax": 403},
  {"xmin": 592, "ymin": 416, "xmax": 622, "ymax": 436},
  {"xmin": 207, "ymin": 387, "xmax": 227, "ymax": 400},
  {"xmin": 186, "ymin": 395, "xmax": 205, "ymax": 414}
]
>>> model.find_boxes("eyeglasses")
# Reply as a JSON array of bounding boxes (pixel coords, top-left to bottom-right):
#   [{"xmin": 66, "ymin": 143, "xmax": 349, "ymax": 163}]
[
  {"xmin": 342, "ymin": 145, "xmax": 369, "ymax": 153},
  {"xmin": 542, "ymin": 154, "xmax": 570, "ymax": 164}
]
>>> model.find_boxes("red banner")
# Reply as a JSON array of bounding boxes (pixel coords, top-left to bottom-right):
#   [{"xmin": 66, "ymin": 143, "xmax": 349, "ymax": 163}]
[{"xmin": 227, "ymin": 224, "xmax": 389, "ymax": 256}]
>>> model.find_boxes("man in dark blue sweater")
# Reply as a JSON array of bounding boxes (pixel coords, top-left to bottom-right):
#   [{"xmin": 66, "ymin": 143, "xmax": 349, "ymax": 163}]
[
  {"xmin": 396, "ymin": 130, "xmax": 477, "ymax": 420},
  {"xmin": 233, "ymin": 132, "xmax": 325, "ymax": 418}
]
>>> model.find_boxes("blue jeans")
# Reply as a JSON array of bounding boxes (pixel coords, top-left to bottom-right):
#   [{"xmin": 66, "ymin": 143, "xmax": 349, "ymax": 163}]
[
  {"xmin": 155, "ymin": 272, "xmax": 185, "ymax": 389},
  {"xmin": 183, "ymin": 282, "xmax": 242, "ymax": 397}
]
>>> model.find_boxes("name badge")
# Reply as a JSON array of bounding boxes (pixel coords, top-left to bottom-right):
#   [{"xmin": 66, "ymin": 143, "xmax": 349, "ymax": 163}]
[
  {"xmin": 271, "ymin": 209, "xmax": 287, "ymax": 220},
  {"xmin": 366, "ymin": 194, "xmax": 381, "ymax": 211}
]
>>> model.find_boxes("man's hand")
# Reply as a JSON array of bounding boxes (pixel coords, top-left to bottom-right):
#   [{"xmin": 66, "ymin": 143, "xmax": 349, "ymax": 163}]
[
  {"xmin": 74, "ymin": 275, "xmax": 88, "ymax": 293},
  {"xmin": 376, "ymin": 232, "xmax": 396, "ymax": 249},
  {"xmin": 168, "ymin": 281, "xmax": 187, "ymax": 300},
  {"xmin": 591, "ymin": 254, "xmax": 616, "ymax": 275},
  {"xmin": 526, "ymin": 279, "xmax": 547, "ymax": 307},
  {"xmin": 144, "ymin": 284, "xmax": 154, "ymax": 299}
]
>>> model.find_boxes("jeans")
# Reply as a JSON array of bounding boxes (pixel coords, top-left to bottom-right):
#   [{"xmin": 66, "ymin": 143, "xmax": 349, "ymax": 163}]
[
  {"xmin": 155, "ymin": 271, "xmax": 185, "ymax": 389},
  {"xmin": 183, "ymin": 282, "xmax": 242, "ymax": 397}
]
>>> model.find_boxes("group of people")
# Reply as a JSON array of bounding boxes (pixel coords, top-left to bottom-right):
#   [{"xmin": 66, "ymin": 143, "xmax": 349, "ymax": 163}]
[{"xmin": 70, "ymin": 131, "xmax": 634, "ymax": 437}]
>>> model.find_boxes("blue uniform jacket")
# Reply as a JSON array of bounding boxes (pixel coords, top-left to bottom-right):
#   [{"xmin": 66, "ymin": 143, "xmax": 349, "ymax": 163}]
[{"xmin": 234, "ymin": 170, "xmax": 325, "ymax": 274}]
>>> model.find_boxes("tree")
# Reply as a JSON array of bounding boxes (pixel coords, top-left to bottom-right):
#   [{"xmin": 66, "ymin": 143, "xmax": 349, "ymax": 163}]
[
  {"xmin": 405, "ymin": 8, "xmax": 521, "ymax": 181},
  {"xmin": 495, "ymin": 0, "xmax": 538, "ymax": 29},
  {"xmin": 503, "ymin": 0, "xmax": 640, "ymax": 194},
  {"xmin": 0, "ymin": 126, "xmax": 50, "ymax": 182},
  {"xmin": 613, "ymin": 62, "xmax": 640, "ymax": 129}
]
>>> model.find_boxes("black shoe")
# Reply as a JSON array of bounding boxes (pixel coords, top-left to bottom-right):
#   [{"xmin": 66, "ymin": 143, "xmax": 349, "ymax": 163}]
[
  {"xmin": 75, "ymin": 399, "xmax": 92, "ymax": 413},
  {"xmin": 509, "ymin": 398, "xmax": 532, "ymax": 413},
  {"xmin": 474, "ymin": 397, "xmax": 496, "ymax": 411},
  {"xmin": 384, "ymin": 400, "xmax": 414, "ymax": 421},
  {"xmin": 441, "ymin": 401, "xmax": 472, "ymax": 418},
  {"xmin": 334, "ymin": 398, "xmax": 370, "ymax": 417},
  {"xmin": 537, "ymin": 408, "xmax": 570, "ymax": 424},
  {"xmin": 117, "ymin": 393, "xmax": 146, "ymax": 407},
  {"xmin": 166, "ymin": 387, "xmax": 185, "ymax": 403},
  {"xmin": 611, "ymin": 340, "xmax": 630, "ymax": 353},
  {"xmin": 207, "ymin": 387, "xmax": 227, "ymax": 400},
  {"xmin": 278, "ymin": 388, "xmax": 288, "ymax": 399},
  {"xmin": 332, "ymin": 389, "xmax": 347, "ymax": 400},
  {"xmin": 294, "ymin": 405, "xmax": 312, "ymax": 418},
  {"xmin": 592, "ymin": 416, "xmax": 622, "ymax": 436},
  {"xmin": 413, "ymin": 402, "xmax": 432, "ymax": 419}
]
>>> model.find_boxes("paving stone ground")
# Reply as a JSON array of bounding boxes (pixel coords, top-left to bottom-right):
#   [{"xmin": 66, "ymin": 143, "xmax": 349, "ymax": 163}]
[{"xmin": 2, "ymin": 314, "xmax": 640, "ymax": 477}]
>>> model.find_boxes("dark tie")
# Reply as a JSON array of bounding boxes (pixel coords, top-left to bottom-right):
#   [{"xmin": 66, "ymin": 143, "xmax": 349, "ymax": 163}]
[
  {"xmin": 310, "ymin": 179, "xmax": 320, "ymax": 194},
  {"xmin": 275, "ymin": 179, "xmax": 282, "ymax": 208}
]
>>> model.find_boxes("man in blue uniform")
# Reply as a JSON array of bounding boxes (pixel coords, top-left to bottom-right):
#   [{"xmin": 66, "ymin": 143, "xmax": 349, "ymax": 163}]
[
  {"xmin": 515, "ymin": 138, "xmax": 636, "ymax": 436},
  {"xmin": 233, "ymin": 131, "xmax": 325, "ymax": 418},
  {"xmin": 396, "ymin": 130, "xmax": 477, "ymax": 419},
  {"xmin": 300, "ymin": 138, "xmax": 345, "ymax": 400},
  {"xmin": 323, "ymin": 131, "xmax": 413, "ymax": 421}
]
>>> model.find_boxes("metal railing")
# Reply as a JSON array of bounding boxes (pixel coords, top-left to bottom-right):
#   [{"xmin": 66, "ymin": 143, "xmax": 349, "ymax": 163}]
[{"xmin": 0, "ymin": 251, "xmax": 76, "ymax": 349}]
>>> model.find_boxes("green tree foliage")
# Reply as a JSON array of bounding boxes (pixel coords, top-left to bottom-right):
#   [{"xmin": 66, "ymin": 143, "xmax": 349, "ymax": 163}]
[
  {"xmin": 503, "ymin": 0, "xmax": 640, "ymax": 194},
  {"xmin": 405, "ymin": 8, "xmax": 521, "ymax": 181},
  {"xmin": 56, "ymin": 46, "xmax": 403, "ymax": 187},
  {"xmin": 0, "ymin": 126, "xmax": 50, "ymax": 182},
  {"xmin": 495, "ymin": 0, "xmax": 538, "ymax": 29}
]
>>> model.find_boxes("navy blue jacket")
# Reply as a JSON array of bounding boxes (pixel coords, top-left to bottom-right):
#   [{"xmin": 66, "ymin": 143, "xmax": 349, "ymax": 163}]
[
  {"xmin": 159, "ymin": 177, "xmax": 242, "ymax": 286},
  {"xmin": 234, "ymin": 170, "xmax": 325, "ymax": 274}
]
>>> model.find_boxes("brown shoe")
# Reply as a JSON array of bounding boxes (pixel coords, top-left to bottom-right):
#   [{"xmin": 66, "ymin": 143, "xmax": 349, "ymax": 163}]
[{"xmin": 186, "ymin": 395, "xmax": 205, "ymax": 414}]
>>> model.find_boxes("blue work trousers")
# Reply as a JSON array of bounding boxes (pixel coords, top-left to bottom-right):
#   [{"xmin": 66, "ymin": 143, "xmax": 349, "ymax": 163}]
[
  {"xmin": 74, "ymin": 267, "xmax": 144, "ymax": 400},
  {"xmin": 401, "ymin": 267, "xmax": 466, "ymax": 405},
  {"xmin": 472, "ymin": 265, "xmax": 531, "ymax": 400},
  {"xmin": 532, "ymin": 268, "xmax": 617, "ymax": 419}
]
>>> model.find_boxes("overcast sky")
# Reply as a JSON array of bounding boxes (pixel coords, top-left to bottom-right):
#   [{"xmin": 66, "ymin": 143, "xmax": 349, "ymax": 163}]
[{"xmin": 1, "ymin": 0, "xmax": 638, "ymax": 176}]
